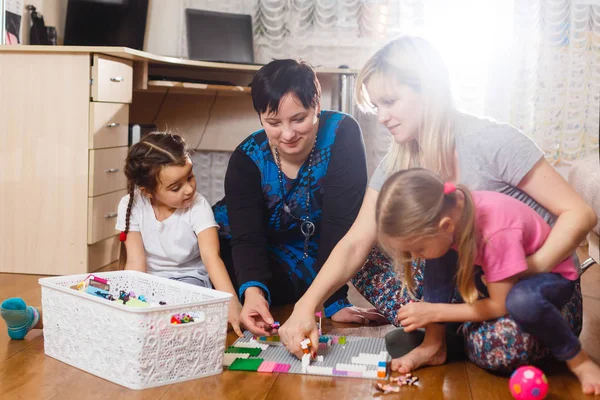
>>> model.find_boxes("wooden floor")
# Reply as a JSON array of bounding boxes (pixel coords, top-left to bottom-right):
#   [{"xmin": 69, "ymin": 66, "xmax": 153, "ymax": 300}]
[{"xmin": 0, "ymin": 250, "xmax": 599, "ymax": 400}]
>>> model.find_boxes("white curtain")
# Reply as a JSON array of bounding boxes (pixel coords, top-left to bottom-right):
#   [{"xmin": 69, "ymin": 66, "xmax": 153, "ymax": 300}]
[
  {"xmin": 150, "ymin": 0, "xmax": 600, "ymax": 202},
  {"xmin": 511, "ymin": 0, "xmax": 600, "ymax": 164}
]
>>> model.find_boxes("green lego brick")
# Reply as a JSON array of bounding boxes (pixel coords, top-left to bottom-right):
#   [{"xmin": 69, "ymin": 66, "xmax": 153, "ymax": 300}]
[
  {"xmin": 228, "ymin": 358, "xmax": 264, "ymax": 371},
  {"xmin": 339, "ymin": 336, "xmax": 347, "ymax": 345},
  {"xmin": 226, "ymin": 346, "xmax": 262, "ymax": 357}
]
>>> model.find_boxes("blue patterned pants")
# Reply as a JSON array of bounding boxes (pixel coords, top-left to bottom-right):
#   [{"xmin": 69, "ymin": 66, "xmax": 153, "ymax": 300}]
[{"xmin": 351, "ymin": 246, "xmax": 583, "ymax": 372}]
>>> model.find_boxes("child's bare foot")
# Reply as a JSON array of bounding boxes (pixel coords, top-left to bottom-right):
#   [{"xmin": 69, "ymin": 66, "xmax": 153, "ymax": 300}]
[
  {"xmin": 391, "ymin": 324, "xmax": 447, "ymax": 374},
  {"xmin": 390, "ymin": 340, "xmax": 446, "ymax": 373},
  {"xmin": 567, "ymin": 350, "xmax": 600, "ymax": 395}
]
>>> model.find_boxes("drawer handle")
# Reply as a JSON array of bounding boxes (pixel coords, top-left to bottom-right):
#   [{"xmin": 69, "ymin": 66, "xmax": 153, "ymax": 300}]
[
  {"xmin": 110, "ymin": 76, "xmax": 124, "ymax": 83},
  {"xmin": 106, "ymin": 122, "xmax": 120, "ymax": 128},
  {"xmin": 105, "ymin": 168, "xmax": 120, "ymax": 173},
  {"xmin": 104, "ymin": 212, "xmax": 118, "ymax": 219}
]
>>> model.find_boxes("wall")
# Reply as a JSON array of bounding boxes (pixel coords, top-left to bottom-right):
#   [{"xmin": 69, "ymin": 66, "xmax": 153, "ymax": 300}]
[{"xmin": 13, "ymin": 0, "xmax": 67, "ymax": 44}]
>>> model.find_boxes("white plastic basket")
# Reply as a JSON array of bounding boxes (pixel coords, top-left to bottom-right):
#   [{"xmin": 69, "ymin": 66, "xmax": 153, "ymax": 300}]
[{"xmin": 39, "ymin": 270, "xmax": 232, "ymax": 390}]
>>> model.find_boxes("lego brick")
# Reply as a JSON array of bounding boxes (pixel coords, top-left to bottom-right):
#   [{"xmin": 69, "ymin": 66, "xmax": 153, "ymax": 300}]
[
  {"xmin": 222, "ymin": 353, "xmax": 249, "ymax": 367},
  {"xmin": 234, "ymin": 341, "xmax": 269, "ymax": 351},
  {"xmin": 364, "ymin": 370, "xmax": 378, "ymax": 379},
  {"xmin": 228, "ymin": 358, "xmax": 264, "ymax": 371},
  {"xmin": 302, "ymin": 353, "xmax": 311, "ymax": 373},
  {"xmin": 335, "ymin": 363, "xmax": 367, "ymax": 373},
  {"xmin": 225, "ymin": 347, "xmax": 262, "ymax": 357},
  {"xmin": 306, "ymin": 365, "xmax": 334, "ymax": 375},
  {"xmin": 333, "ymin": 369, "xmax": 348, "ymax": 376},
  {"xmin": 257, "ymin": 361, "xmax": 277, "ymax": 373},
  {"xmin": 338, "ymin": 336, "xmax": 347, "ymax": 345},
  {"xmin": 273, "ymin": 363, "xmax": 291, "ymax": 373}
]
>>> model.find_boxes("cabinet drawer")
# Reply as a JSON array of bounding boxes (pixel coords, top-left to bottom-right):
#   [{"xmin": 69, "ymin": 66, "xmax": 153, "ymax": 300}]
[
  {"xmin": 89, "ymin": 147, "xmax": 128, "ymax": 197},
  {"xmin": 89, "ymin": 102, "xmax": 129, "ymax": 149},
  {"xmin": 88, "ymin": 235, "xmax": 120, "ymax": 272},
  {"xmin": 88, "ymin": 190, "xmax": 126, "ymax": 244},
  {"xmin": 91, "ymin": 54, "xmax": 133, "ymax": 103}
]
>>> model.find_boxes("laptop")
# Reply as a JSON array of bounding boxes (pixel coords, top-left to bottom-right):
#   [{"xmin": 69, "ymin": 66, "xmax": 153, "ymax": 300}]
[{"xmin": 186, "ymin": 9, "xmax": 259, "ymax": 65}]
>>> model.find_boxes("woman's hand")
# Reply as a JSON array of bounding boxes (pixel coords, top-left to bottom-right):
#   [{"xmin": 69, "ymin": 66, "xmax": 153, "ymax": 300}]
[
  {"xmin": 239, "ymin": 287, "xmax": 275, "ymax": 336},
  {"xmin": 227, "ymin": 298, "xmax": 244, "ymax": 337},
  {"xmin": 279, "ymin": 306, "xmax": 320, "ymax": 359},
  {"xmin": 396, "ymin": 301, "xmax": 441, "ymax": 332},
  {"xmin": 331, "ymin": 306, "xmax": 388, "ymax": 325}
]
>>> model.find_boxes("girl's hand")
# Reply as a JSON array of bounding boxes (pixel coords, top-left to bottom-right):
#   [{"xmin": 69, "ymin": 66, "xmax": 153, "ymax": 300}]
[
  {"xmin": 227, "ymin": 298, "xmax": 244, "ymax": 337},
  {"xmin": 331, "ymin": 306, "xmax": 388, "ymax": 325},
  {"xmin": 396, "ymin": 301, "xmax": 441, "ymax": 332},
  {"xmin": 279, "ymin": 306, "xmax": 319, "ymax": 359}
]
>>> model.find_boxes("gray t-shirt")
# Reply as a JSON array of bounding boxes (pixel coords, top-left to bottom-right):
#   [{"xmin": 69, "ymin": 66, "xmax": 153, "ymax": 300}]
[{"xmin": 369, "ymin": 112, "xmax": 581, "ymax": 270}]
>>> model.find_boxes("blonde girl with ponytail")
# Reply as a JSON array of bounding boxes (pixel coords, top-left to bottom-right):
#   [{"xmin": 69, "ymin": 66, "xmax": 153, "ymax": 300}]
[{"xmin": 377, "ymin": 168, "xmax": 600, "ymax": 395}]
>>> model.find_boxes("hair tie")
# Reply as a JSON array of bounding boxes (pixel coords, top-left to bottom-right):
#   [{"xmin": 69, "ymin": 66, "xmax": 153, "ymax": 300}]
[
  {"xmin": 443, "ymin": 182, "xmax": 456, "ymax": 195},
  {"xmin": 119, "ymin": 232, "xmax": 127, "ymax": 242}
]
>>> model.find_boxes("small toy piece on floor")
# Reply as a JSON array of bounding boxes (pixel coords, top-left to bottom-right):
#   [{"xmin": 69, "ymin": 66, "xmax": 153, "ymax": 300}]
[
  {"xmin": 375, "ymin": 382, "xmax": 400, "ymax": 394},
  {"xmin": 271, "ymin": 321, "xmax": 280, "ymax": 330},
  {"xmin": 375, "ymin": 373, "xmax": 419, "ymax": 394},
  {"xmin": 509, "ymin": 366, "xmax": 548, "ymax": 400},
  {"xmin": 390, "ymin": 373, "xmax": 419, "ymax": 386}
]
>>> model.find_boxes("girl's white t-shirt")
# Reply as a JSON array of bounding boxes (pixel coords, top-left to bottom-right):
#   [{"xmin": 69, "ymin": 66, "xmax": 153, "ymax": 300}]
[{"xmin": 115, "ymin": 190, "xmax": 219, "ymax": 281}]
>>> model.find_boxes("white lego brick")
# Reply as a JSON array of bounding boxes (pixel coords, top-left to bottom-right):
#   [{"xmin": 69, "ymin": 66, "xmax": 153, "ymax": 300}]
[
  {"xmin": 222, "ymin": 352, "xmax": 249, "ymax": 367},
  {"xmin": 306, "ymin": 365, "xmax": 334, "ymax": 375},
  {"xmin": 302, "ymin": 353, "xmax": 311, "ymax": 373},
  {"xmin": 352, "ymin": 354, "xmax": 378, "ymax": 365},
  {"xmin": 335, "ymin": 363, "xmax": 367, "ymax": 373},
  {"xmin": 380, "ymin": 351, "xmax": 390, "ymax": 362},
  {"xmin": 315, "ymin": 355, "xmax": 324, "ymax": 362},
  {"xmin": 363, "ymin": 370, "xmax": 378, "ymax": 379},
  {"xmin": 233, "ymin": 341, "xmax": 269, "ymax": 351}
]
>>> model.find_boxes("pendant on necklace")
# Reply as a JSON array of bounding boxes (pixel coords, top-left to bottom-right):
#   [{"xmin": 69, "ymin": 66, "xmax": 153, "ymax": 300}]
[{"xmin": 301, "ymin": 220, "xmax": 315, "ymax": 239}]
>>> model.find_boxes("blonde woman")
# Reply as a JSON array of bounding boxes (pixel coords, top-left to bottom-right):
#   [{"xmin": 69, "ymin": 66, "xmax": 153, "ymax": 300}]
[{"xmin": 278, "ymin": 36, "xmax": 596, "ymax": 373}]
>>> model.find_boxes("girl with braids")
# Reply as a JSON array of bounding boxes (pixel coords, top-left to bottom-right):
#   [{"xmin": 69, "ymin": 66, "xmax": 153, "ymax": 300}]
[
  {"xmin": 115, "ymin": 132, "xmax": 243, "ymax": 336},
  {"xmin": 2, "ymin": 132, "xmax": 243, "ymax": 339},
  {"xmin": 376, "ymin": 168, "xmax": 600, "ymax": 395}
]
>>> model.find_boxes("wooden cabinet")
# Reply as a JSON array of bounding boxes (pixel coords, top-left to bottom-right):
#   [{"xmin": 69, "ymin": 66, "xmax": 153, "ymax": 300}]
[{"xmin": 0, "ymin": 50, "xmax": 128, "ymax": 274}]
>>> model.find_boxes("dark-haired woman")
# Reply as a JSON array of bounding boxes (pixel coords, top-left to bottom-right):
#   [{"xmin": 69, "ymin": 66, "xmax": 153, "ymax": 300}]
[{"xmin": 213, "ymin": 59, "xmax": 386, "ymax": 335}]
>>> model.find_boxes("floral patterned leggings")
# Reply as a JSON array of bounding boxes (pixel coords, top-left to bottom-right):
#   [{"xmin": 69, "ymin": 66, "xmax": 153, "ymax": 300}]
[{"xmin": 350, "ymin": 247, "xmax": 584, "ymax": 372}]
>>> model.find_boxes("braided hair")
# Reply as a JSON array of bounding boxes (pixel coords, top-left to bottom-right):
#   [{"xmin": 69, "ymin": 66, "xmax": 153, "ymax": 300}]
[{"xmin": 119, "ymin": 132, "xmax": 193, "ymax": 268}]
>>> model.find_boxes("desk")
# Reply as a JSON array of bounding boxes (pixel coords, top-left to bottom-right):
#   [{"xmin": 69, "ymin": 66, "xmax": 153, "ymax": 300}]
[{"xmin": 0, "ymin": 46, "xmax": 356, "ymax": 275}]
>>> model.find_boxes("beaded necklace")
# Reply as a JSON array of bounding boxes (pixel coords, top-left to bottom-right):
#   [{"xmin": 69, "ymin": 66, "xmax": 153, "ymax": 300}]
[{"xmin": 273, "ymin": 137, "xmax": 317, "ymax": 259}]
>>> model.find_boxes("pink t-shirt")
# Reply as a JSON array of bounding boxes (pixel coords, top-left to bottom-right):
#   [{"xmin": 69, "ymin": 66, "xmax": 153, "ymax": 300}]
[{"xmin": 470, "ymin": 191, "xmax": 577, "ymax": 282}]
